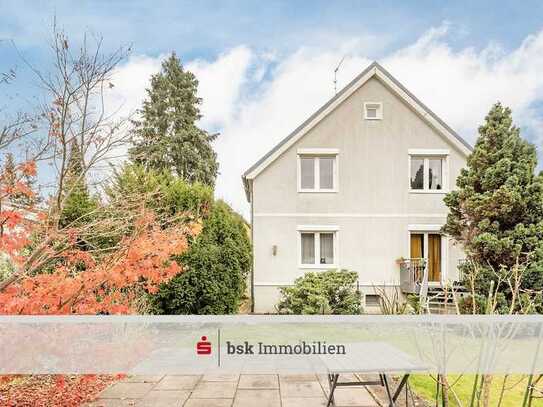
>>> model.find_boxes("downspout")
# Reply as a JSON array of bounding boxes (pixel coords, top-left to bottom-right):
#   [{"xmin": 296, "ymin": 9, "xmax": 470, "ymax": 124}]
[{"xmin": 250, "ymin": 181, "xmax": 255, "ymax": 313}]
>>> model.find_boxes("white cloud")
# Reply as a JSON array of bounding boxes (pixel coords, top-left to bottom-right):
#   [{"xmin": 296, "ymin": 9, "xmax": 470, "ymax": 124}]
[
  {"xmin": 101, "ymin": 24, "xmax": 543, "ymax": 218},
  {"xmin": 187, "ymin": 46, "xmax": 253, "ymax": 129}
]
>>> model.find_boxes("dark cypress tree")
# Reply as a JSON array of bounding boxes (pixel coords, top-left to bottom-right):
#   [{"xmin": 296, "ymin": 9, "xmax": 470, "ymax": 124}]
[
  {"xmin": 129, "ymin": 53, "xmax": 219, "ymax": 187},
  {"xmin": 444, "ymin": 103, "xmax": 543, "ymax": 298}
]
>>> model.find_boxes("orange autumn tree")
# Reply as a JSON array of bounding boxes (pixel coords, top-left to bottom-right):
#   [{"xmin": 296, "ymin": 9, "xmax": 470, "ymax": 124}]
[
  {"xmin": 0, "ymin": 159, "xmax": 202, "ymax": 314},
  {"xmin": 0, "ymin": 214, "xmax": 201, "ymax": 315},
  {"xmin": 0, "ymin": 27, "xmax": 209, "ymax": 315}
]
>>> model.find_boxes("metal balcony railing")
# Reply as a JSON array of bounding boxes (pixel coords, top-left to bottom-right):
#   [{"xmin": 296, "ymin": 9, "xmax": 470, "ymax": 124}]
[{"xmin": 399, "ymin": 258, "xmax": 427, "ymax": 294}]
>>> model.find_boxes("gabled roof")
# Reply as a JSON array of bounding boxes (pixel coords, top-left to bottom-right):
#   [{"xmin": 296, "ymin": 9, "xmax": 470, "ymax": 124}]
[{"xmin": 242, "ymin": 61, "xmax": 472, "ymax": 201}]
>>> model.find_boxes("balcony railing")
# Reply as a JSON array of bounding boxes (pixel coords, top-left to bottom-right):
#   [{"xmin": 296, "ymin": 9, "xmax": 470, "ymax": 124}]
[{"xmin": 399, "ymin": 258, "xmax": 427, "ymax": 294}]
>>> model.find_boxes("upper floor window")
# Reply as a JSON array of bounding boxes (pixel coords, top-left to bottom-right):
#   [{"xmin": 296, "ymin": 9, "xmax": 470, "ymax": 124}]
[
  {"xmin": 297, "ymin": 149, "xmax": 338, "ymax": 192},
  {"xmin": 364, "ymin": 102, "xmax": 383, "ymax": 120},
  {"xmin": 408, "ymin": 150, "xmax": 449, "ymax": 192}
]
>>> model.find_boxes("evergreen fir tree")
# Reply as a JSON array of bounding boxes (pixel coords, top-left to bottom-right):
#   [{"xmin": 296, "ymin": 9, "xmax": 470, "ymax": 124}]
[
  {"xmin": 129, "ymin": 53, "xmax": 219, "ymax": 187},
  {"xmin": 59, "ymin": 140, "xmax": 98, "ymax": 228},
  {"xmin": 444, "ymin": 103, "xmax": 543, "ymax": 296}
]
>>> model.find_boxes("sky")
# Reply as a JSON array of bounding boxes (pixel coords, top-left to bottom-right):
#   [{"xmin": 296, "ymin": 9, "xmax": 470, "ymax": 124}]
[{"xmin": 1, "ymin": 1, "xmax": 543, "ymax": 218}]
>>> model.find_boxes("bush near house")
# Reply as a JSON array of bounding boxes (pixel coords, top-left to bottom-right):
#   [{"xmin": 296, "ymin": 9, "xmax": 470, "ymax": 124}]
[
  {"xmin": 107, "ymin": 165, "xmax": 251, "ymax": 314},
  {"xmin": 149, "ymin": 200, "xmax": 252, "ymax": 314},
  {"xmin": 277, "ymin": 269, "xmax": 362, "ymax": 314}
]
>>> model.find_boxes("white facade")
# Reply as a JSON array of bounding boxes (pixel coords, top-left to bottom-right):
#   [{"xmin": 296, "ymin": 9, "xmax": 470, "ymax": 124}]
[{"xmin": 243, "ymin": 62, "xmax": 471, "ymax": 313}]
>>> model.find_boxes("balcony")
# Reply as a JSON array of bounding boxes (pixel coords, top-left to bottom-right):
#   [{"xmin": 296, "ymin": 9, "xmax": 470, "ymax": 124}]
[
  {"xmin": 400, "ymin": 258, "xmax": 466, "ymax": 295},
  {"xmin": 399, "ymin": 258, "xmax": 427, "ymax": 294}
]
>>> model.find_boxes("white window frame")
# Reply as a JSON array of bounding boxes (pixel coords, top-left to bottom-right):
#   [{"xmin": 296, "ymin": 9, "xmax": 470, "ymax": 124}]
[
  {"xmin": 364, "ymin": 102, "xmax": 383, "ymax": 120},
  {"xmin": 297, "ymin": 225, "xmax": 339, "ymax": 269},
  {"xmin": 408, "ymin": 149, "xmax": 449, "ymax": 194},
  {"xmin": 297, "ymin": 149, "xmax": 339, "ymax": 193},
  {"xmin": 407, "ymin": 224, "xmax": 448, "ymax": 285}
]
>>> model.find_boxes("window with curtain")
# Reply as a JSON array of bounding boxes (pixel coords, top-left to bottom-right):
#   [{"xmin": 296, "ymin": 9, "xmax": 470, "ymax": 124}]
[
  {"xmin": 409, "ymin": 155, "xmax": 445, "ymax": 191},
  {"xmin": 410, "ymin": 158, "xmax": 424, "ymax": 190},
  {"xmin": 301, "ymin": 233, "xmax": 315, "ymax": 264},
  {"xmin": 299, "ymin": 155, "xmax": 336, "ymax": 191},
  {"xmin": 319, "ymin": 233, "xmax": 334, "ymax": 264},
  {"xmin": 300, "ymin": 231, "xmax": 336, "ymax": 266},
  {"xmin": 300, "ymin": 157, "xmax": 315, "ymax": 189}
]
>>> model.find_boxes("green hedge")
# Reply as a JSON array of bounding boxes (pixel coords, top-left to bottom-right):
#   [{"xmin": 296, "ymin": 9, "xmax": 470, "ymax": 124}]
[{"xmin": 149, "ymin": 200, "xmax": 252, "ymax": 314}]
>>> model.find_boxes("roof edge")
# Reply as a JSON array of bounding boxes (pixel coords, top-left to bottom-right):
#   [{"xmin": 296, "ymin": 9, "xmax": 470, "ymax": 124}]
[{"xmin": 241, "ymin": 61, "xmax": 473, "ymax": 201}]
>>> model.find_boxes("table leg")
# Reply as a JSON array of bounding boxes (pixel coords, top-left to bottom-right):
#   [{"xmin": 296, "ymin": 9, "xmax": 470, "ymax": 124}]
[
  {"xmin": 326, "ymin": 373, "xmax": 339, "ymax": 407},
  {"xmin": 381, "ymin": 374, "xmax": 395, "ymax": 407},
  {"xmin": 393, "ymin": 374, "xmax": 410, "ymax": 402}
]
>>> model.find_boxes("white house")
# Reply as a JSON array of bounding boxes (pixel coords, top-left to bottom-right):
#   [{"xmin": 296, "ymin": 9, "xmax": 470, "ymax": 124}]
[{"xmin": 242, "ymin": 62, "xmax": 471, "ymax": 313}]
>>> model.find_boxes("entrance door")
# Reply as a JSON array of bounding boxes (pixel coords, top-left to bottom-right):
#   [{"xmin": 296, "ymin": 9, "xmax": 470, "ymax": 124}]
[
  {"xmin": 410, "ymin": 232, "xmax": 442, "ymax": 283},
  {"xmin": 428, "ymin": 234, "xmax": 441, "ymax": 282}
]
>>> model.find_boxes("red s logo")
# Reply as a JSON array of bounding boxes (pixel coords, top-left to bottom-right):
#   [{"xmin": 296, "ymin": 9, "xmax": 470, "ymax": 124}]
[{"xmin": 197, "ymin": 336, "xmax": 212, "ymax": 355}]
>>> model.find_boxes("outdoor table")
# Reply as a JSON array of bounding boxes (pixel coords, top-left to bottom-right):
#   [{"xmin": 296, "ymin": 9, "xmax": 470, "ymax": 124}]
[{"xmin": 319, "ymin": 342, "xmax": 428, "ymax": 407}]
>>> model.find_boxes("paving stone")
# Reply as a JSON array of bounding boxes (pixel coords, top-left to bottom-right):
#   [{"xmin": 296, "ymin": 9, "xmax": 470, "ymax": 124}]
[
  {"xmin": 202, "ymin": 373, "xmax": 240, "ymax": 382},
  {"xmin": 85, "ymin": 400, "xmax": 137, "ymax": 407},
  {"xmin": 99, "ymin": 382, "xmax": 155, "ymax": 399},
  {"xmin": 123, "ymin": 375, "xmax": 164, "ymax": 383},
  {"xmin": 183, "ymin": 399, "xmax": 233, "ymax": 407},
  {"xmin": 332, "ymin": 387, "xmax": 378, "ymax": 406},
  {"xmin": 281, "ymin": 397, "xmax": 327, "ymax": 407},
  {"xmin": 136, "ymin": 390, "xmax": 190, "ymax": 406},
  {"xmin": 238, "ymin": 374, "xmax": 279, "ymax": 389},
  {"xmin": 154, "ymin": 375, "xmax": 201, "ymax": 390},
  {"xmin": 191, "ymin": 381, "xmax": 237, "ymax": 398},
  {"xmin": 280, "ymin": 381, "xmax": 324, "ymax": 398},
  {"xmin": 233, "ymin": 389, "xmax": 280, "ymax": 407},
  {"xmin": 279, "ymin": 373, "xmax": 318, "ymax": 382}
]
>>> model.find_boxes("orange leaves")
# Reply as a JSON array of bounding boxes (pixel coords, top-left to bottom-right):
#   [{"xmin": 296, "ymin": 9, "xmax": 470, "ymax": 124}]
[
  {"xmin": 18, "ymin": 161, "xmax": 37, "ymax": 177},
  {"xmin": 0, "ymin": 213, "xmax": 202, "ymax": 315}
]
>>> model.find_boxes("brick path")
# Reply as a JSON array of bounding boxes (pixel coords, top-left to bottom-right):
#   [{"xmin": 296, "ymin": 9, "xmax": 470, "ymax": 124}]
[{"xmin": 86, "ymin": 373, "xmax": 379, "ymax": 406}]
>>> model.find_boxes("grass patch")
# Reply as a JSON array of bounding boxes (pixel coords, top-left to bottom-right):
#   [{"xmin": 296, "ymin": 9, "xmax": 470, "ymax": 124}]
[{"xmin": 409, "ymin": 374, "xmax": 531, "ymax": 406}]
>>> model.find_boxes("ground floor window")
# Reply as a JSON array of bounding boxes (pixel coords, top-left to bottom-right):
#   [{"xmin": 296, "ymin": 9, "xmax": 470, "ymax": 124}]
[
  {"xmin": 410, "ymin": 232, "xmax": 442, "ymax": 282},
  {"xmin": 300, "ymin": 231, "xmax": 336, "ymax": 266}
]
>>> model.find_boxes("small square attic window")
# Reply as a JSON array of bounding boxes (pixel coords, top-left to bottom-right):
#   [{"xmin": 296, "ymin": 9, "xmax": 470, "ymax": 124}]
[{"xmin": 364, "ymin": 102, "xmax": 382, "ymax": 120}]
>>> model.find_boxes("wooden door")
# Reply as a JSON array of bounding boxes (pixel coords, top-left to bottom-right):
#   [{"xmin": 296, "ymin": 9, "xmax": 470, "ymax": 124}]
[{"xmin": 428, "ymin": 234, "xmax": 441, "ymax": 282}]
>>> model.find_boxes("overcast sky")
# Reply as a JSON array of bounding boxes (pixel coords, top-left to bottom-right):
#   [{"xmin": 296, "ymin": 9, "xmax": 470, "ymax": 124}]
[{"xmin": 2, "ymin": 1, "xmax": 543, "ymax": 218}]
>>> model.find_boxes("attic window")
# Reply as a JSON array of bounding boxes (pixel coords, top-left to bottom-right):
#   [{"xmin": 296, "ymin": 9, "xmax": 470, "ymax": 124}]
[{"xmin": 364, "ymin": 102, "xmax": 382, "ymax": 120}]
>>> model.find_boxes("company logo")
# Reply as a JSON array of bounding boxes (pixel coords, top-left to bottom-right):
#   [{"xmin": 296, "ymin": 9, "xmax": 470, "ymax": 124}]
[{"xmin": 196, "ymin": 335, "xmax": 212, "ymax": 355}]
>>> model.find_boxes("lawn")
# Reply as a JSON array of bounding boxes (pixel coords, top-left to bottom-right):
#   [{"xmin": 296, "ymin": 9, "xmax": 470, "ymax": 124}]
[{"xmin": 409, "ymin": 374, "xmax": 535, "ymax": 406}]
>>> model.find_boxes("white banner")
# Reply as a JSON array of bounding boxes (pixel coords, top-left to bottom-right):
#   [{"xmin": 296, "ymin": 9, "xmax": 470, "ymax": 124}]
[{"xmin": 0, "ymin": 315, "xmax": 542, "ymax": 375}]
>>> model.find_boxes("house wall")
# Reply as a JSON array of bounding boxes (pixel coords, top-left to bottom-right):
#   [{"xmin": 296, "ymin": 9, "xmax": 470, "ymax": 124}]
[{"xmin": 251, "ymin": 76, "xmax": 467, "ymax": 313}]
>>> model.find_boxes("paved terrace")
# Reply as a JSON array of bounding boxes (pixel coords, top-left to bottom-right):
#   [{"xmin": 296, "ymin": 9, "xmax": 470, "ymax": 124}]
[{"xmin": 87, "ymin": 373, "xmax": 379, "ymax": 406}]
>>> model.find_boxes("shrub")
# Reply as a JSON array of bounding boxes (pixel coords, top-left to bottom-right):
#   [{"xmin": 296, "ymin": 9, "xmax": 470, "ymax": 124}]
[
  {"xmin": 106, "ymin": 164, "xmax": 213, "ymax": 218},
  {"xmin": 149, "ymin": 200, "xmax": 251, "ymax": 314},
  {"xmin": 277, "ymin": 270, "xmax": 362, "ymax": 314}
]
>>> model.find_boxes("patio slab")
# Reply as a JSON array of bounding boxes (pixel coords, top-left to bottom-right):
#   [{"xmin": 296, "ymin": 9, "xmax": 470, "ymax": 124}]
[
  {"xmin": 138, "ymin": 390, "xmax": 190, "ymax": 406},
  {"xmin": 153, "ymin": 375, "xmax": 201, "ymax": 390},
  {"xmin": 233, "ymin": 389, "xmax": 281, "ymax": 407},
  {"xmin": 191, "ymin": 381, "xmax": 237, "ymax": 398},
  {"xmin": 280, "ymin": 380, "xmax": 325, "ymax": 398},
  {"xmin": 332, "ymin": 387, "xmax": 379, "ymax": 406},
  {"xmin": 98, "ymin": 382, "xmax": 155, "ymax": 399},
  {"xmin": 88, "ymin": 373, "xmax": 379, "ymax": 407},
  {"xmin": 183, "ymin": 399, "xmax": 233, "ymax": 407},
  {"xmin": 238, "ymin": 374, "xmax": 279, "ymax": 389},
  {"xmin": 282, "ymin": 397, "xmax": 327, "ymax": 407}
]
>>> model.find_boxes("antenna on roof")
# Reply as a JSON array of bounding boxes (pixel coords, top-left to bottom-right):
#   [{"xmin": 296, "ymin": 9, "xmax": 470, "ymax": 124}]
[{"xmin": 333, "ymin": 56, "xmax": 346, "ymax": 94}]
